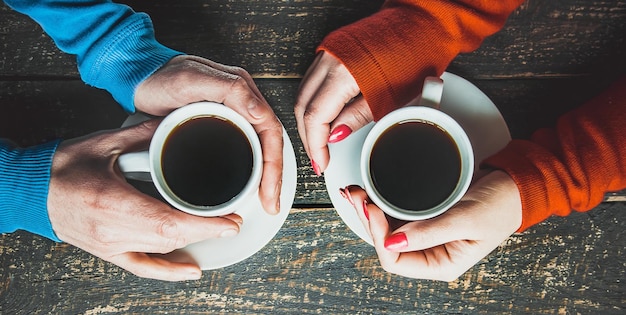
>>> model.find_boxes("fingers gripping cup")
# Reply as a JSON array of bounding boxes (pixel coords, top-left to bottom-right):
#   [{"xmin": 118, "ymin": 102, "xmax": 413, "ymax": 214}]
[
  {"xmin": 361, "ymin": 77, "xmax": 474, "ymax": 221},
  {"xmin": 117, "ymin": 102, "xmax": 263, "ymax": 217}
]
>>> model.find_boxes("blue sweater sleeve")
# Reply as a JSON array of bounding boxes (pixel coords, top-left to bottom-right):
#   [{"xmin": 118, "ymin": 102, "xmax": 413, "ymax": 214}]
[
  {"xmin": 1, "ymin": 1, "xmax": 183, "ymax": 241},
  {"xmin": 0, "ymin": 140, "xmax": 61, "ymax": 241},
  {"xmin": 4, "ymin": 0, "xmax": 183, "ymax": 112}
]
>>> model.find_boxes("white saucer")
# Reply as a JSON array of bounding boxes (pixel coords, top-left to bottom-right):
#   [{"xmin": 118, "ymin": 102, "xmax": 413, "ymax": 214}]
[
  {"xmin": 121, "ymin": 114, "xmax": 297, "ymax": 270},
  {"xmin": 325, "ymin": 72, "xmax": 511, "ymax": 245}
]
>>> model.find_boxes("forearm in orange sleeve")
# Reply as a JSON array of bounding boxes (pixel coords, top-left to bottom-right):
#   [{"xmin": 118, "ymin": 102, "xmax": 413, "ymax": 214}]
[
  {"xmin": 317, "ymin": 0, "xmax": 525, "ymax": 120},
  {"xmin": 483, "ymin": 76, "xmax": 626, "ymax": 231}
]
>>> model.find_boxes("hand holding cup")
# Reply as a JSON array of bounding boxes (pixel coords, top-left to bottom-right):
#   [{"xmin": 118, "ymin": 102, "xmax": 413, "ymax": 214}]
[
  {"xmin": 118, "ymin": 102, "xmax": 263, "ymax": 217},
  {"xmin": 48, "ymin": 120, "xmax": 243, "ymax": 281}
]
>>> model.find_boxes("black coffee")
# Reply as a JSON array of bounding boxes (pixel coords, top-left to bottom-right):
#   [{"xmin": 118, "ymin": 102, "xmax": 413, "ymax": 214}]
[
  {"xmin": 161, "ymin": 116, "xmax": 253, "ymax": 207},
  {"xmin": 369, "ymin": 121, "xmax": 461, "ymax": 211}
]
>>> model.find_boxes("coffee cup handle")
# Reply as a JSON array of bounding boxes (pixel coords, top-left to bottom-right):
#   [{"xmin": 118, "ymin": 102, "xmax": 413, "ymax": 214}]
[
  {"xmin": 117, "ymin": 151, "xmax": 152, "ymax": 181},
  {"xmin": 417, "ymin": 76, "xmax": 444, "ymax": 109}
]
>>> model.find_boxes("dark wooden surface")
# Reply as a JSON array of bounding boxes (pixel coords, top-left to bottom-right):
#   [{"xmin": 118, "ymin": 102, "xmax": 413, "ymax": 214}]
[{"xmin": 1, "ymin": 0, "xmax": 625, "ymax": 314}]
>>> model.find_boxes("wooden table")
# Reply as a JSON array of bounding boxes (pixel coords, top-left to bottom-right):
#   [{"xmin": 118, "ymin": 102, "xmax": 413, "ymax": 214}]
[{"xmin": 1, "ymin": 0, "xmax": 625, "ymax": 313}]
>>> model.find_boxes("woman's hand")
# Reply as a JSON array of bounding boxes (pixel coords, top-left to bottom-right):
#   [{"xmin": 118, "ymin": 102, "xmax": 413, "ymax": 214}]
[
  {"xmin": 342, "ymin": 171, "xmax": 522, "ymax": 281},
  {"xmin": 294, "ymin": 51, "xmax": 374, "ymax": 175}
]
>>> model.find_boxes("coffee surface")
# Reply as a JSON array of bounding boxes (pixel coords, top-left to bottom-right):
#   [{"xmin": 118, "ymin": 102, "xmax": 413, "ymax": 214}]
[
  {"xmin": 370, "ymin": 121, "xmax": 461, "ymax": 211},
  {"xmin": 162, "ymin": 116, "xmax": 253, "ymax": 206}
]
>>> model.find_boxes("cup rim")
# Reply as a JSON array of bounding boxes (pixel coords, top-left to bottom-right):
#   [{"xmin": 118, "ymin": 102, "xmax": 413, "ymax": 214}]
[
  {"xmin": 149, "ymin": 102, "xmax": 263, "ymax": 217},
  {"xmin": 360, "ymin": 106, "xmax": 474, "ymax": 221}
]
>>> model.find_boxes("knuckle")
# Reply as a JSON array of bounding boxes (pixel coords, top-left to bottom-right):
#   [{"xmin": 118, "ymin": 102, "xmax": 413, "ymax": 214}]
[
  {"xmin": 302, "ymin": 108, "xmax": 319, "ymax": 126},
  {"xmin": 156, "ymin": 216, "xmax": 178, "ymax": 238},
  {"xmin": 227, "ymin": 75, "xmax": 249, "ymax": 92},
  {"xmin": 353, "ymin": 106, "xmax": 372, "ymax": 126},
  {"xmin": 156, "ymin": 217, "xmax": 187, "ymax": 250},
  {"xmin": 228, "ymin": 65, "xmax": 250, "ymax": 78},
  {"xmin": 88, "ymin": 222, "xmax": 116, "ymax": 251},
  {"xmin": 135, "ymin": 119, "xmax": 156, "ymax": 132},
  {"xmin": 131, "ymin": 119, "xmax": 158, "ymax": 135}
]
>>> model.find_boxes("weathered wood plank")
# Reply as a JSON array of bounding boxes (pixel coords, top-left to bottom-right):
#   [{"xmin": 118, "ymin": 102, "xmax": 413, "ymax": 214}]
[
  {"xmin": 1, "ymin": 1, "xmax": 625, "ymax": 79},
  {"xmin": 450, "ymin": 0, "xmax": 626, "ymax": 79},
  {"xmin": 0, "ymin": 203, "xmax": 624, "ymax": 314},
  {"xmin": 1, "ymin": 0, "xmax": 625, "ymax": 313}
]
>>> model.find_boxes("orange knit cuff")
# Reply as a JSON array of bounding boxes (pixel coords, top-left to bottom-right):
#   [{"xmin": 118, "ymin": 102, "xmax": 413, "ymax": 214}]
[
  {"xmin": 317, "ymin": 35, "xmax": 409, "ymax": 121},
  {"xmin": 316, "ymin": 7, "xmax": 454, "ymax": 121},
  {"xmin": 482, "ymin": 141, "xmax": 561, "ymax": 232}
]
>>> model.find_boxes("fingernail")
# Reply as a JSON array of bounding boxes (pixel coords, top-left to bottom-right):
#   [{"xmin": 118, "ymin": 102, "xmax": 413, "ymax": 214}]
[
  {"xmin": 384, "ymin": 232, "xmax": 408, "ymax": 251},
  {"xmin": 339, "ymin": 187, "xmax": 354, "ymax": 206},
  {"xmin": 362, "ymin": 200, "xmax": 369, "ymax": 220},
  {"xmin": 328, "ymin": 124, "xmax": 352, "ymax": 143},
  {"xmin": 311, "ymin": 159, "xmax": 321, "ymax": 176},
  {"xmin": 220, "ymin": 229, "xmax": 239, "ymax": 238}
]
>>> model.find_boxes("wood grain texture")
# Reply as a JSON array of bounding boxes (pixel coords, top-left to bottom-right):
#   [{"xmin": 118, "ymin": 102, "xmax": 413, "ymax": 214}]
[
  {"xmin": 1, "ymin": 78, "xmax": 624, "ymax": 313},
  {"xmin": 1, "ymin": 0, "xmax": 625, "ymax": 313},
  {"xmin": 0, "ymin": 204, "xmax": 624, "ymax": 314},
  {"xmin": 1, "ymin": 1, "xmax": 625, "ymax": 79}
]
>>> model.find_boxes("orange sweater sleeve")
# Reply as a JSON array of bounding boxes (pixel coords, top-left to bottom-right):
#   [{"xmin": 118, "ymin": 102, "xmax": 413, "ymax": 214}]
[
  {"xmin": 317, "ymin": 0, "xmax": 525, "ymax": 120},
  {"xmin": 483, "ymin": 76, "xmax": 626, "ymax": 232}
]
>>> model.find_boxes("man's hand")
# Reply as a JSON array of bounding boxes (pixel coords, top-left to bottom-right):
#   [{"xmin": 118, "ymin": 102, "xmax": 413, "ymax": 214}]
[
  {"xmin": 135, "ymin": 55, "xmax": 283, "ymax": 214},
  {"xmin": 48, "ymin": 120, "xmax": 243, "ymax": 281}
]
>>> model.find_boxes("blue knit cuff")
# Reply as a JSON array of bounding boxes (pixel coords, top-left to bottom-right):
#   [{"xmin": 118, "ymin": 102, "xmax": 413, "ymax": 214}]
[
  {"xmin": 0, "ymin": 140, "xmax": 61, "ymax": 242},
  {"xmin": 79, "ymin": 13, "xmax": 182, "ymax": 113}
]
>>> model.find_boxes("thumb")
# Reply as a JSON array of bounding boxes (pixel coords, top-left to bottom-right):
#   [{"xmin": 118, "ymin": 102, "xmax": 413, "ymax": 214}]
[
  {"xmin": 389, "ymin": 210, "xmax": 471, "ymax": 253},
  {"xmin": 328, "ymin": 96, "xmax": 373, "ymax": 143}
]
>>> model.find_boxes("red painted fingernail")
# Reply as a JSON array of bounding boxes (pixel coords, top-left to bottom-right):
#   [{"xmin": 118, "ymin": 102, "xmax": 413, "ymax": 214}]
[
  {"xmin": 328, "ymin": 124, "xmax": 352, "ymax": 143},
  {"xmin": 384, "ymin": 232, "xmax": 408, "ymax": 251},
  {"xmin": 311, "ymin": 159, "xmax": 321, "ymax": 176},
  {"xmin": 362, "ymin": 200, "xmax": 369, "ymax": 221}
]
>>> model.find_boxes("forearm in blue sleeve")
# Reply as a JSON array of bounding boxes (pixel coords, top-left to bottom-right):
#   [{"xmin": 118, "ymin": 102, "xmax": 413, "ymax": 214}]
[
  {"xmin": 0, "ymin": 139, "xmax": 61, "ymax": 241},
  {"xmin": 4, "ymin": 0, "xmax": 182, "ymax": 112}
]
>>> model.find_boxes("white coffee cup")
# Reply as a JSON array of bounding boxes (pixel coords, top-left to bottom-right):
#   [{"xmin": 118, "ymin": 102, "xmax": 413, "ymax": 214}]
[
  {"xmin": 117, "ymin": 102, "xmax": 263, "ymax": 217},
  {"xmin": 360, "ymin": 77, "xmax": 474, "ymax": 221}
]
